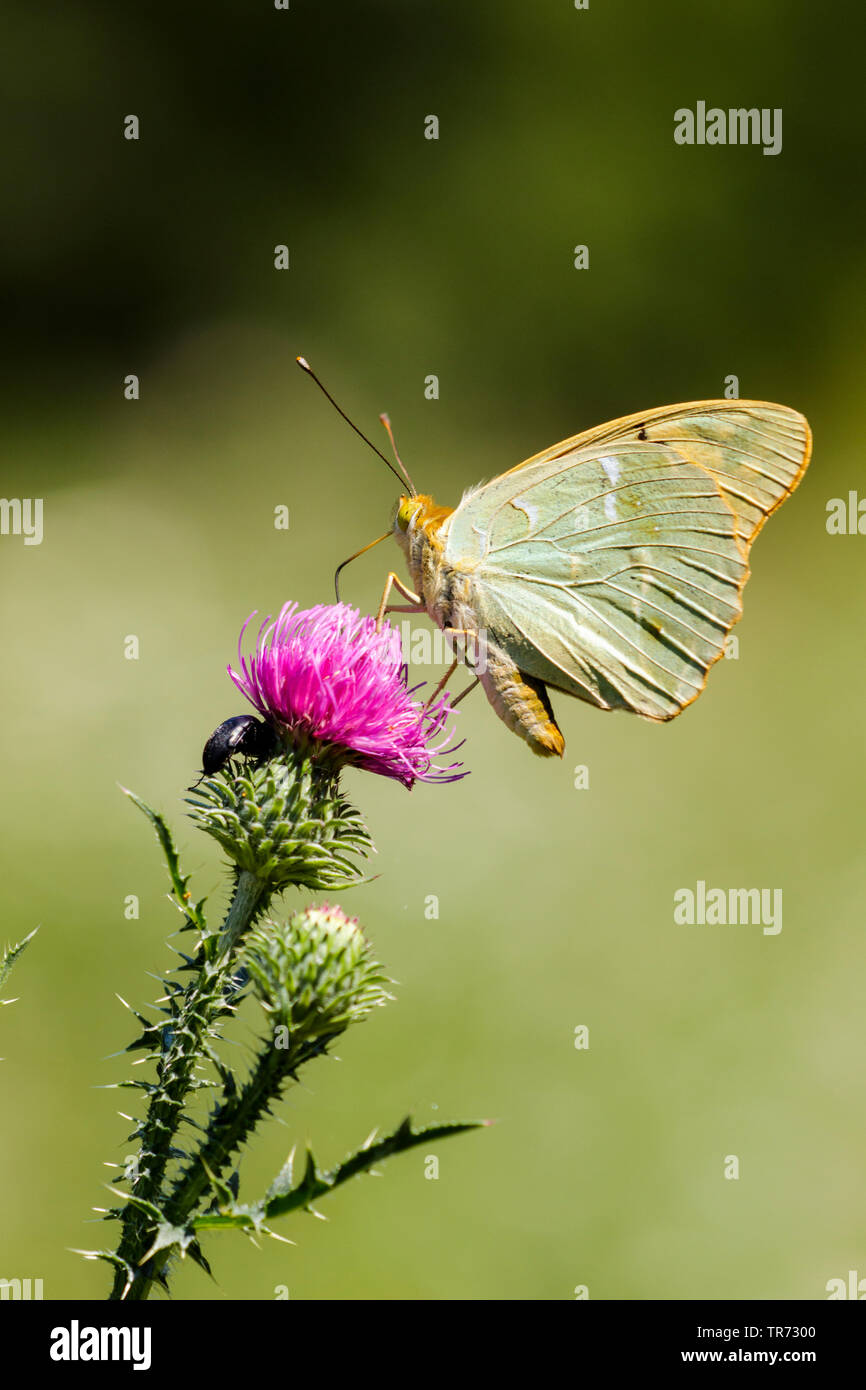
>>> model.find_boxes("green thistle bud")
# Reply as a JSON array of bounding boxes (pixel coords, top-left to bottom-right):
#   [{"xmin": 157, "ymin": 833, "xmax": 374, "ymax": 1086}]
[
  {"xmin": 187, "ymin": 748, "xmax": 373, "ymax": 891},
  {"xmin": 244, "ymin": 903, "xmax": 392, "ymax": 1050}
]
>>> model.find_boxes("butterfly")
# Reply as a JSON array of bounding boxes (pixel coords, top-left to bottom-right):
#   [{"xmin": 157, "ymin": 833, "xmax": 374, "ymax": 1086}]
[
  {"xmin": 298, "ymin": 366, "xmax": 811, "ymax": 757},
  {"xmin": 384, "ymin": 400, "xmax": 811, "ymax": 755}
]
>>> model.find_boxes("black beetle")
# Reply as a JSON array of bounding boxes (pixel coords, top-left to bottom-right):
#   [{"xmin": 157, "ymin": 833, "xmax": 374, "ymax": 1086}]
[{"xmin": 190, "ymin": 715, "xmax": 276, "ymax": 788}]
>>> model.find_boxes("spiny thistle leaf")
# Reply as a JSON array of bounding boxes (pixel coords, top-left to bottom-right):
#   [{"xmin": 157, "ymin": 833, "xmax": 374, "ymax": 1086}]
[
  {"xmin": 108, "ymin": 1188, "xmax": 166, "ymax": 1224},
  {"xmin": 0, "ymin": 927, "xmax": 38, "ymax": 1006},
  {"xmin": 266, "ymin": 1150, "xmax": 295, "ymax": 1200},
  {"xmin": 73, "ymin": 1249, "xmax": 135, "ymax": 1278},
  {"xmin": 141, "ymin": 1221, "xmax": 196, "ymax": 1262},
  {"xmin": 121, "ymin": 787, "xmax": 208, "ymax": 935},
  {"xmin": 191, "ymin": 1116, "xmax": 487, "ymax": 1234},
  {"xmin": 185, "ymin": 1241, "xmax": 213, "ymax": 1277}
]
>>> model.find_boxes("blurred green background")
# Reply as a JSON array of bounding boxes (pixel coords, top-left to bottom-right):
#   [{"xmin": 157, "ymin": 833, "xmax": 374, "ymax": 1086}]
[{"xmin": 2, "ymin": 0, "xmax": 864, "ymax": 1300}]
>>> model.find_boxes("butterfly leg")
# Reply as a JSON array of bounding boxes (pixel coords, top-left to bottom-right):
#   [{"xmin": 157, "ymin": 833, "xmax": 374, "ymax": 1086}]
[
  {"xmin": 449, "ymin": 676, "xmax": 480, "ymax": 708},
  {"xmin": 443, "ymin": 626, "xmax": 485, "ymax": 672},
  {"xmin": 421, "ymin": 625, "xmax": 484, "ymax": 709},
  {"xmin": 375, "ymin": 572, "xmax": 424, "ymax": 630},
  {"xmin": 422, "ymin": 658, "xmax": 459, "ymax": 710},
  {"xmin": 422, "ymin": 623, "xmax": 487, "ymax": 709}
]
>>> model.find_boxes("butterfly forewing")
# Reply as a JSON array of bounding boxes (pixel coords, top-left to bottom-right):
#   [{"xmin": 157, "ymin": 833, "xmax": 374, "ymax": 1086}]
[
  {"xmin": 504, "ymin": 400, "xmax": 811, "ymax": 548},
  {"xmin": 444, "ymin": 402, "xmax": 810, "ymax": 721}
]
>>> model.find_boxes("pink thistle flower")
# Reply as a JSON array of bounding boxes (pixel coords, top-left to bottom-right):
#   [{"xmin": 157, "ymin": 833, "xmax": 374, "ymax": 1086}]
[{"xmin": 228, "ymin": 602, "xmax": 466, "ymax": 788}]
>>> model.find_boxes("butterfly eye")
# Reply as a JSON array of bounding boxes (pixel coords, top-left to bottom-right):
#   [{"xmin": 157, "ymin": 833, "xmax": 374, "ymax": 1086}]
[{"xmin": 394, "ymin": 496, "xmax": 414, "ymax": 533}]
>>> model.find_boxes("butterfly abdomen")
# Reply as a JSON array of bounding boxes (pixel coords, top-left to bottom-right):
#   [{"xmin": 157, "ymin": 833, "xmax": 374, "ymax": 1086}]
[{"xmin": 478, "ymin": 644, "xmax": 565, "ymax": 757}]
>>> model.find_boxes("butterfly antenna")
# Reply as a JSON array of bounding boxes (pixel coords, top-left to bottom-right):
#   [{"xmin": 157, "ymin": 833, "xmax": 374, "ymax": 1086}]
[
  {"xmin": 334, "ymin": 531, "xmax": 390, "ymax": 601},
  {"xmin": 378, "ymin": 412, "xmax": 417, "ymax": 496},
  {"xmin": 296, "ymin": 356, "xmax": 416, "ymax": 496}
]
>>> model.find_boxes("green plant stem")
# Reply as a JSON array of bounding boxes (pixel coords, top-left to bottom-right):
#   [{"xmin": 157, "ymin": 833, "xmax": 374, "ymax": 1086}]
[
  {"xmin": 219, "ymin": 871, "xmax": 268, "ymax": 955},
  {"xmin": 108, "ymin": 871, "xmax": 269, "ymax": 1301},
  {"xmin": 168, "ymin": 1036, "xmax": 329, "ymax": 1224}
]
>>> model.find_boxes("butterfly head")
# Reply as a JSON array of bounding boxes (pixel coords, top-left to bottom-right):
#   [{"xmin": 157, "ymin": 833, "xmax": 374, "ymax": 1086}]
[
  {"xmin": 392, "ymin": 495, "xmax": 453, "ymax": 599},
  {"xmin": 393, "ymin": 494, "xmax": 424, "ymax": 537}
]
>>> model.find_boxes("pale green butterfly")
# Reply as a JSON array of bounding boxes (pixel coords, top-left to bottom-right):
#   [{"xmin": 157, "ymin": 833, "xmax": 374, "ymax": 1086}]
[{"xmin": 299, "ymin": 363, "xmax": 812, "ymax": 756}]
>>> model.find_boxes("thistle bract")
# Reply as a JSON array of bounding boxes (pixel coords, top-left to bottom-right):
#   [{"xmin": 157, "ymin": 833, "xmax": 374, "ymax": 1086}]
[{"xmin": 187, "ymin": 749, "xmax": 373, "ymax": 892}]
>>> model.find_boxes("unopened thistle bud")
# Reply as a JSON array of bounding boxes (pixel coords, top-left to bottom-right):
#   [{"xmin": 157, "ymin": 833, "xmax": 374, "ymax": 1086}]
[{"xmin": 244, "ymin": 904, "xmax": 392, "ymax": 1050}]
